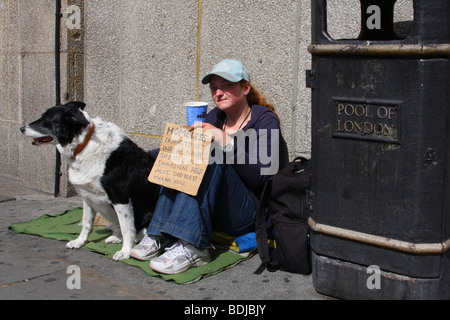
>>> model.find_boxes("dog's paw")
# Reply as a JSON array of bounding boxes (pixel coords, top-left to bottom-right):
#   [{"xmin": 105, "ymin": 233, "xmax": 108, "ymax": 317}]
[
  {"xmin": 66, "ymin": 239, "xmax": 86, "ymax": 249},
  {"xmin": 105, "ymin": 235, "xmax": 122, "ymax": 244},
  {"xmin": 112, "ymin": 250, "xmax": 130, "ymax": 261}
]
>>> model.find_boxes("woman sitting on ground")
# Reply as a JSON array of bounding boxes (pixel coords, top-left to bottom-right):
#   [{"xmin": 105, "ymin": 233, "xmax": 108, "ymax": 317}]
[{"xmin": 131, "ymin": 59, "xmax": 288, "ymax": 274}]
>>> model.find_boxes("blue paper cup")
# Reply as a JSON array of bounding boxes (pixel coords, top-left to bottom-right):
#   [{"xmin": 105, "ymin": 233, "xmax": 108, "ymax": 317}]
[{"xmin": 186, "ymin": 102, "xmax": 208, "ymax": 126}]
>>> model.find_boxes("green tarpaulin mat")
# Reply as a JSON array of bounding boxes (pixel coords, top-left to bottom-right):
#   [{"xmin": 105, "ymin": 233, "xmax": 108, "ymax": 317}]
[{"xmin": 9, "ymin": 208, "xmax": 254, "ymax": 285}]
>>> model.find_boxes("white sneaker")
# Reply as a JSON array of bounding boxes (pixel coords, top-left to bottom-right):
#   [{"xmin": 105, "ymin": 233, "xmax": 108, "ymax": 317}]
[
  {"xmin": 130, "ymin": 234, "xmax": 170, "ymax": 261},
  {"xmin": 150, "ymin": 240, "xmax": 210, "ymax": 274}
]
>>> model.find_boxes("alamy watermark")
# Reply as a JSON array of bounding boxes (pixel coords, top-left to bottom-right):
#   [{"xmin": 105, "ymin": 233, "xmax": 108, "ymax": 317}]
[
  {"xmin": 66, "ymin": 5, "xmax": 81, "ymax": 30},
  {"xmin": 66, "ymin": 265, "xmax": 81, "ymax": 290},
  {"xmin": 366, "ymin": 5, "xmax": 382, "ymax": 30},
  {"xmin": 366, "ymin": 265, "xmax": 381, "ymax": 290},
  {"xmin": 169, "ymin": 127, "xmax": 280, "ymax": 176}
]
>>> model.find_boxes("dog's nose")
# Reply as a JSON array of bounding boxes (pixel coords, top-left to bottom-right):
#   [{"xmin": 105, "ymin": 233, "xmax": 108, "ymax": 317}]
[{"xmin": 20, "ymin": 126, "xmax": 26, "ymax": 133}]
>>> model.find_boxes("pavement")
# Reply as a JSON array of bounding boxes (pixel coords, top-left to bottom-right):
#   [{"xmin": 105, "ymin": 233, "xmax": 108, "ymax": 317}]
[{"xmin": 0, "ymin": 174, "xmax": 331, "ymax": 301}]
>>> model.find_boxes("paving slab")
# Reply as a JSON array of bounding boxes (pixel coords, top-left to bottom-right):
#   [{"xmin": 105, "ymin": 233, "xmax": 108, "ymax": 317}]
[{"xmin": 0, "ymin": 174, "xmax": 330, "ymax": 301}]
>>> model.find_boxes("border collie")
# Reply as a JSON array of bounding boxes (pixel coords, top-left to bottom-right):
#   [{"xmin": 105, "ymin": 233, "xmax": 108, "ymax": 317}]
[{"xmin": 20, "ymin": 101, "xmax": 160, "ymax": 261}]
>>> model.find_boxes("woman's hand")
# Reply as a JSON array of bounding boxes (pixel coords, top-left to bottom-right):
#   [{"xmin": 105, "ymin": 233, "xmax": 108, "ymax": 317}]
[{"xmin": 189, "ymin": 122, "xmax": 232, "ymax": 148}]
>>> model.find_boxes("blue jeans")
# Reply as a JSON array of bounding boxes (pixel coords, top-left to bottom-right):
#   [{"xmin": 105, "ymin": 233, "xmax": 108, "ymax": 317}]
[{"xmin": 146, "ymin": 163, "xmax": 256, "ymax": 248}]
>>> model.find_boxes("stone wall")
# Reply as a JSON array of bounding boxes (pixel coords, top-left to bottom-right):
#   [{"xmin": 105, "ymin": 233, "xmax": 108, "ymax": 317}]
[{"xmin": 0, "ymin": 0, "xmax": 414, "ymax": 195}]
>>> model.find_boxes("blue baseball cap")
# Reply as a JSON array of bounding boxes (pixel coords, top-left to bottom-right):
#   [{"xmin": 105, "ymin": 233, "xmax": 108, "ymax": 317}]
[{"xmin": 202, "ymin": 59, "xmax": 250, "ymax": 84}]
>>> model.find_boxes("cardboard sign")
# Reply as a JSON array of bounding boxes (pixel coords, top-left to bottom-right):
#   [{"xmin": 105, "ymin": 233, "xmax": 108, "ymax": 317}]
[{"xmin": 148, "ymin": 123, "xmax": 213, "ymax": 196}]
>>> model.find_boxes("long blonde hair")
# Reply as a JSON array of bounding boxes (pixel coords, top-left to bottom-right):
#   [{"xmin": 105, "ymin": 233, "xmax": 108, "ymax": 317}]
[{"xmin": 240, "ymin": 80, "xmax": 279, "ymax": 120}]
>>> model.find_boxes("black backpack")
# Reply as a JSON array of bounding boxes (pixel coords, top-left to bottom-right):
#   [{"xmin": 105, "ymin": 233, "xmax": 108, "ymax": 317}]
[{"xmin": 255, "ymin": 157, "xmax": 312, "ymax": 274}]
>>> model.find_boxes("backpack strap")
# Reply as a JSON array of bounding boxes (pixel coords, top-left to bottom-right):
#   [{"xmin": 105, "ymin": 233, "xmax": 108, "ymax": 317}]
[{"xmin": 254, "ymin": 176, "xmax": 277, "ymax": 274}]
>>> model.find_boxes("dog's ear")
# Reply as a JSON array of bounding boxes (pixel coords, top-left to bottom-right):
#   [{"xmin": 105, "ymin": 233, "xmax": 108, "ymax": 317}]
[
  {"xmin": 65, "ymin": 101, "xmax": 86, "ymax": 110},
  {"xmin": 71, "ymin": 111, "xmax": 90, "ymax": 127}
]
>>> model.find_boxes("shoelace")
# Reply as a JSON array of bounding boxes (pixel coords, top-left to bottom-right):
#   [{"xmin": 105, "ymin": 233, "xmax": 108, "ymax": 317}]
[
  {"xmin": 164, "ymin": 242, "xmax": 192, "ymax": 260},
  {"xmin": 141, "ymin": 235, "xmax": 161, "ymax": 249}
]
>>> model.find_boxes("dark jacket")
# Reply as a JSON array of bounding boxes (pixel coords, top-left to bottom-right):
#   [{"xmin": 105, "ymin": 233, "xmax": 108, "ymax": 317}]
[
  {"xmin": 205, "ymin": 104, "xmax": 289, "ymax": 199},
  {"xmin": 149, "ymin": 105, "xmax": 288, "ymax": 200}
]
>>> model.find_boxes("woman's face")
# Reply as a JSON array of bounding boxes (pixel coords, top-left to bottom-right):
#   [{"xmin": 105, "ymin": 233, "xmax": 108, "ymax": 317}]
[{"xmin": 209, "ymin": 75, "xmax": 250, "ymax": 112}]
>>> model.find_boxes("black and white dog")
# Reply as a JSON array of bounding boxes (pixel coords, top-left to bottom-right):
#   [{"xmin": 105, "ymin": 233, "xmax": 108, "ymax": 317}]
[{"xmin": 20, "ymin": 101, "xmax": 160, "ymax": 261}]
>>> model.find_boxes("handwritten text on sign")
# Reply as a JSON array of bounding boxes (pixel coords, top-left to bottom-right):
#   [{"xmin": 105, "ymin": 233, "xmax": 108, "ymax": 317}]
[{"xmin": 148, "ymin": 123, "xmax": 213, "ymax": 196}]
